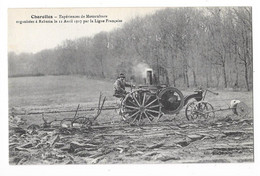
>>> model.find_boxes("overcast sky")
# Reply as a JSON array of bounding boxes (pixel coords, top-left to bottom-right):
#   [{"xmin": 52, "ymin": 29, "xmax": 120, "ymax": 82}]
[{"xmin": 8, "ymin": 8, "xmax": 164, "ymax": 54}]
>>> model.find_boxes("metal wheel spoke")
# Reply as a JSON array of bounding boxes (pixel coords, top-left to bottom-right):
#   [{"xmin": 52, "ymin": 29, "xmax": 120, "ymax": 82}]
[
  {"xmin": 146, "ymin": 111, "xmax": 157, "ymax": 119},
  {"xmin": 126, "ymin": 110, "xmax": 140, "ymax": 119},
  {"xmin": 138, "ymin": 113, "xmax": 142, "ymax": 124},
  {"xmin": 125, "ymin": 105, "xmax": 140, "ymax": 110},
  {"xmin": 142, "ymin": 93, "xmax": 146, "ymax": 105},
  {"xmin": 194, "ymin": 113, "xmax": 199, "ymax": 119},
  {"xmin": 147, "ymin": 104, "xmax": 160, "ymax": 109},
  {"xmin": 145, "ymin": 98, "xmax": 158, "ymax": 108},
  {"xmin": 132, "ymin": 95, "xmax": 141, "ymax": 107},
  {"xmin": 146, "ymin": 108, "xmax": 161, "ymax": 114},
  {"xmin": 131, "ymin": 113, "xmax": 139, "ymax": 124},
  {"xmin": 201, "ymin": 104, "xmax": 207, "ymax": 111},
  {"xmin": 144, "ymin": 94, "xmax": 152, "ymax": 104},
  {"xmin": 138, "ymin": 93, "xmax": 142, "ymax": 104},
  {"xmin": 204, "ymin": 104, "xmax": 209, "ymax": 118},
  {"xmin": 189, "ymin": 105, "xmax": 195, "ymax": 109},
  {"xmin": 127, "ymin": 99, "xmax": 138, "ymax": 106},
  {"xmin": 144, "ymin": 112, "xmax": 153, "ymax": 122},
  {"xmin": 199, "ymin": 104, "xmax": 206, "ymax": 117},
  {"xmin": 206, "ymin": 103, "xmax": 215, "ymax": 118}
]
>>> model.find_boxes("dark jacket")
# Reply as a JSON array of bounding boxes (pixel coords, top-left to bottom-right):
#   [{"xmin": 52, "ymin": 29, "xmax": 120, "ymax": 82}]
[{"xmin": 113, "ymin": 78, "xmax": 131, "ymax": 94}]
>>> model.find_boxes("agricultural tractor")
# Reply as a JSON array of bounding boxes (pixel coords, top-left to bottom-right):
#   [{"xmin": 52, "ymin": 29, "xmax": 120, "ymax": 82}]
[
  {"xmin": 119, "ymin": 70, "xmax": 248, "ymax": 125},
  {"xmin": 10, "ymin": 70, "xmax": 249, "ymax": 128}
]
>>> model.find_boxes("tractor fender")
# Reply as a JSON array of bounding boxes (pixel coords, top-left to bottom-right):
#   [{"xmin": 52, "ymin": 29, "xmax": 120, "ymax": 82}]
[
  {"xmin": 158, "ymin": 87, "xmax": 184, "ymax": 114},
  {"xmin": 183, "ymin": 93, "xmax": 203, "ymax": 106}
]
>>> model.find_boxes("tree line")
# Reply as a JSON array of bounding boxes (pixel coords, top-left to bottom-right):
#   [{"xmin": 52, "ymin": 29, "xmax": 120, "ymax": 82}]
[{"xmin": 8, "ymin": 7, "xmax": 252, "ymax": 90}]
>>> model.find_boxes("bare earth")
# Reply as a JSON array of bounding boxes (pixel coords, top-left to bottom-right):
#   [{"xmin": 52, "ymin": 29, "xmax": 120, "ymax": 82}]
[
  {"xmin": 9, "ymin": 105, "xmax": 253, "ymax": 164},
  {"xmin": 8, "ymin": 76, "xmax": 253, "ymax": 164}
]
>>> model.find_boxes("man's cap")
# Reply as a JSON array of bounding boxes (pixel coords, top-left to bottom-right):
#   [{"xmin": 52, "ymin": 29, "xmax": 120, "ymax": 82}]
[{"xmin": 119, "ymin": 73, "xmax": 125, "ymax": 78}]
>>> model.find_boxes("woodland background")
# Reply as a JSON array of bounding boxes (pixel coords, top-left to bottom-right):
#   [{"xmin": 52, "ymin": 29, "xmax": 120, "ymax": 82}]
[{"xmin": 8, "ymin": 7, "xmax": 253, "ymax": 90}]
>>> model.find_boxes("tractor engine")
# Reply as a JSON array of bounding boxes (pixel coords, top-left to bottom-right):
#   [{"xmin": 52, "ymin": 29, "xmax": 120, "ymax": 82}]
[{"xmin": 136, "ymin": 69, "xmax": 184, "ymax": 114}]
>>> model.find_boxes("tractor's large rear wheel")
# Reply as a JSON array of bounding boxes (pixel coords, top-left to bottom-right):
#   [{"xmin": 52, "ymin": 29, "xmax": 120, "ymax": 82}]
[{"xmin": 120, "ymin": 90, "xmax": 162, "ymax": 125}]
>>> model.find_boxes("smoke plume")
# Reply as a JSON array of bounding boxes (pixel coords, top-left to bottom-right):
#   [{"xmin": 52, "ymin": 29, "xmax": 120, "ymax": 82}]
[{"xmin": 132, "ymin": 62, "xmax": 152, "ymax": 78}]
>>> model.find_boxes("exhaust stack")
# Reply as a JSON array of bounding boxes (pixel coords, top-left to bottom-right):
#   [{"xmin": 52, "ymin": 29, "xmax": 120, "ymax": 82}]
[{"xmin": 146, "ymin": 69, "xmax": 153, "ymax": 85}]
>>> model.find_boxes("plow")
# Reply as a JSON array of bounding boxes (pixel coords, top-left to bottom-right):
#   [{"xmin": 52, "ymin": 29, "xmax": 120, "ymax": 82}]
[{"xmin": 10, "ymin": 71, "xmax": 249, "ymax": 128}]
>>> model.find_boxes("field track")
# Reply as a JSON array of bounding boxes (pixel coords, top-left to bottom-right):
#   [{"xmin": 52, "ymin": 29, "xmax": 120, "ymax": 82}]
[
  {"xmin": 9, "ymin": 76, "xmax": 254, "ymax": 164},
  {"xmin": 9, "ymin": 107, "xmax": 253, "ymax": 164}
]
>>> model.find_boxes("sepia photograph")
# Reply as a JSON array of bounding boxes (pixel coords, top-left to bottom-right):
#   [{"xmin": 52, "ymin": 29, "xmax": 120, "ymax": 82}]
[{"xmin": 7, "ymin": 5, "xmax": 254, "ymax": 167}]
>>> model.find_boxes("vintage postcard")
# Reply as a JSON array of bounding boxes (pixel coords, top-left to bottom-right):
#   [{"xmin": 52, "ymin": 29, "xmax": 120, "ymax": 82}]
[{"xmin": 8, "ymin": 7, "xmax": 253, "ymax": 165}]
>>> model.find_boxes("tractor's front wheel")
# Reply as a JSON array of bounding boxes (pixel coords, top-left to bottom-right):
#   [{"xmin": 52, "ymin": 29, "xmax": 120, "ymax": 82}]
[{"xmin": 185, "ymin": 101, "xmax": 215, "ymax": 121}]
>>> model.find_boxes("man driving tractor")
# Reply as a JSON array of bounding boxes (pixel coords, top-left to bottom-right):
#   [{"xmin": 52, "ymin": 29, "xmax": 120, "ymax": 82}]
[{"xmin": 113, "ymin": 73, "xmax": 133, "ymax": 98}]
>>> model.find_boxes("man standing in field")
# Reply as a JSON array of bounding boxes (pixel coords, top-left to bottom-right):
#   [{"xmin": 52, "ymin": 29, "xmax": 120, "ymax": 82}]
[{"xmin": 113, "ymin": 73, "xmax": 132, "ymax": 98}]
